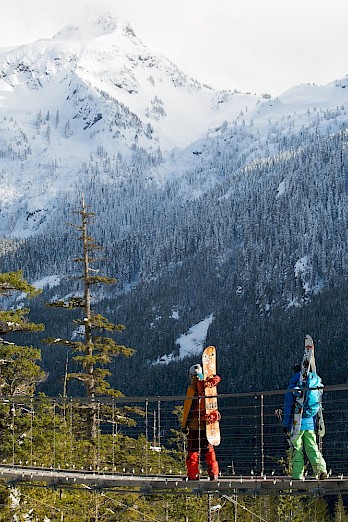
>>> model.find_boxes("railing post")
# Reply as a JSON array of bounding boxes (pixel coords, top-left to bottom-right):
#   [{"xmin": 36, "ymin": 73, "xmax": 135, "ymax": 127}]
[
  {"xmin": 157, "ymin": 400, "xmax": 161, "ymax": 448},
  {"xmin": 260, "ymin": 394, "xmax": 264, "ymax": 476},
  {"xmin": 69, "ymin": 399, "xmax": 73, "ymax": 468},
  {"xmin": 157, "ymin": 400, "xmax": 161, "ymax": 473},
  {"xmin": 145, "ymin": 399, "xmax": 149, "ymax": 475},
  {"xmin": 30, "ymin": 398, "xmax": 34, "ymax": 467},
  {"xmin": 112, "ymin": 399, "xmax": 115, "ymax": 471},
  {"xmin": 97, "ymin": 401, "xmax": 101, "ymax": 472},
  {"xmin": 11, "ymin": 403, "xmax": 15, "ymax": 468},
  {"xmin": 53, "ymin": 400, "xmax": 56, "ymax": 469}
]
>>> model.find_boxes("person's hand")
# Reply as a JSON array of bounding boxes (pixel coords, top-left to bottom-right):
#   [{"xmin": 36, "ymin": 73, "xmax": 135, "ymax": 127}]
[
  {"xmin": 181, "ymin": 426, "xmax": 189, "ymax": 436},
  {"xmin": 206, "ymin": 375, "xmax": 220, "ymax": 388}
]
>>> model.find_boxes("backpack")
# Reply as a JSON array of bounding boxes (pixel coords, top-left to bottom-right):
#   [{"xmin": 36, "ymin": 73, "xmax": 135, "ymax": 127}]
[{"xmin": 301, "ymin": 372, "xmax": 324, "ymax": 418}]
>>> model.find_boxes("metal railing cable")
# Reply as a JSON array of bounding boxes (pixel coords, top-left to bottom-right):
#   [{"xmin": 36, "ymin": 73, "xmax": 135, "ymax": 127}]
[
  {"xmin": 3, "ymin": 382, "xmax": 348, "ymax": 405},
  {"xmin": 1, "ymin": 383, "xmax": 347, "ymax": 477}
]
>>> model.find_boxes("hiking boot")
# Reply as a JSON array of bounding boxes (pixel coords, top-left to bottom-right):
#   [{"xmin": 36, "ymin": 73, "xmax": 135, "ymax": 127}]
[
  {"xmin": 319, "ymin": 472, "xmax": 328, "ymax": 480},
  {"xmin": 209, "ymin": 475, "xmax": 219, "ymax": 481}
]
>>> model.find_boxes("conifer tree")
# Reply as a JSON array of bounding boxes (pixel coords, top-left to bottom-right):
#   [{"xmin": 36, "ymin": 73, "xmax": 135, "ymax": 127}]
[
  {"xmin": 0, "ymin": 270, "xmax": 45, "ymax": 396},
  {"xmin": 46, "ymin": 196, "xmax": 135, "ymax": 439},
  {"xmin": 335, "ymin": 496, "xmax": 348, "ymax": 522}
]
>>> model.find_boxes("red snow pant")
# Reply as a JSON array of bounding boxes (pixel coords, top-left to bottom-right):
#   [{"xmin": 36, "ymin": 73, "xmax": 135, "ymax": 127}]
[{"xmin": 186, "ymin": 428, "xmax": 219, "ymax": 479}]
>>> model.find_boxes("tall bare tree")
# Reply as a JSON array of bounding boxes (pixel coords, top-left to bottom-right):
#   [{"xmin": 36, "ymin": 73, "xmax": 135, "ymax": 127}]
[{"xmin": 46, "ymin": 196, "xmax": 134, "ymax": 438}]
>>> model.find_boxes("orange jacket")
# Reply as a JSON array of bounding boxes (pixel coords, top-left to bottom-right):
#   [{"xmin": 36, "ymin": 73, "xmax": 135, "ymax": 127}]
[{"xmin": 182, "ymin": 375, "xmax": 221, "ymax": 429}]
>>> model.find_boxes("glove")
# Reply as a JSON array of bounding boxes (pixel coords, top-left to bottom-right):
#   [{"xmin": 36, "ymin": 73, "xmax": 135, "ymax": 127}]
[
  {"xmin": 282, "ymin": 427, "xmax": 288, "ymax": 434},
  {"xmin": 181, "ymin": 426, "xmax": 189, "ymax": 436},
  {"xmin": 206, "ymin": 375, "xmax": 221, "ymax": 388}
]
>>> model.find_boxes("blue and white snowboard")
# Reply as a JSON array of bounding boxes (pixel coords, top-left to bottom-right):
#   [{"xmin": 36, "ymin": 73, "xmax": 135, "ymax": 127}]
[{"xmin": 309, "ymin": 341, "xmax": 325, "ymax": 438}]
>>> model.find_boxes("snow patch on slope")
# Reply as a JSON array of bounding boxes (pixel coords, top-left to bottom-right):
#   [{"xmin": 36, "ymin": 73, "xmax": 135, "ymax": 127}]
[
  {"xmin": 176, "ymin": 314, "xmax": 214, "ymax": 359},
  {"xmin": 33, "ymin": 274, "xmax": 62, "ymax": 290},
  {"xmin": 151, "ymin": 314, "xmax": 214, "ymax": 365}
]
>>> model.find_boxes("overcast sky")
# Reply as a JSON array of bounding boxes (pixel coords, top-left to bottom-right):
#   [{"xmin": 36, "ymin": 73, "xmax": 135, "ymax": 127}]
[{"xmin": 1, "ymin": 0, "xmax": 348, "ymax": 95}]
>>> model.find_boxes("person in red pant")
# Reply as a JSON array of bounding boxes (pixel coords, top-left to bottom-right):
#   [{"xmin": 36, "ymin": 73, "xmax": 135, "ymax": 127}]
[{"xmin": 181, "ymin": 363, "xmax": 221, "ymax": 480}]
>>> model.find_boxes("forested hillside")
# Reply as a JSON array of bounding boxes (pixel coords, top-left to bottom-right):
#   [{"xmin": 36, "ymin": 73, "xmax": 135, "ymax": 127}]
[{"xmin": 1, "ymin": 125, "xmax": 348, "ymax": 397}]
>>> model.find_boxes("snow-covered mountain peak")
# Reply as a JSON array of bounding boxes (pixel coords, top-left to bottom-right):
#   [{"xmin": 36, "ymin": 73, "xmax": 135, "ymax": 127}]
[
  {"xmin": 52, "ymin": 13, "xmax": 127, "ymax": 41},
  {"xmin": 0, "ymin": 14, "xmax": 256, "ymax": 154},
  {"xmin": 1, "ymin": 13, "xmax": 348, "ymax": 239}
]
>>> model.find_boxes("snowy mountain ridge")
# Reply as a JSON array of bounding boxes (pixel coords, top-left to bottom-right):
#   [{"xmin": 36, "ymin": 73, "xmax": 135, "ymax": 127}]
[
  {"xmin": 0, "ymin": 14, "xmax": 266, "ymax": 237},
  {"xmin": 0, "ymin": 13, "xmax": 348, "ymax": 240}
]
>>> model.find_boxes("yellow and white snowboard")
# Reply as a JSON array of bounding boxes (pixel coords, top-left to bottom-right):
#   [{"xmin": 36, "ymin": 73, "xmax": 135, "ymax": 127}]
[{"xmin": 202, "ymin": 345, "xmax": 221, "ymax": 446}]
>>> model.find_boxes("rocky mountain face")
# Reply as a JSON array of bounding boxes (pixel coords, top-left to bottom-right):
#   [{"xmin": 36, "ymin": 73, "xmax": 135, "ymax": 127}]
[{"xmin": 1, "ymin": 15, "xmax": 348, "ymax": 396}]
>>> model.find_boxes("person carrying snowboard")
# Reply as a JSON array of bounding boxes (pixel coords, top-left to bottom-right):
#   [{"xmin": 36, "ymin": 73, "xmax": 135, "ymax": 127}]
[
  {"xmin": 282, "ymin": 363, "xmax": 327, "ymax": 480},
  {"xmin": 181, "ymin": 363, "xmax": 221, "ymax": 480}
]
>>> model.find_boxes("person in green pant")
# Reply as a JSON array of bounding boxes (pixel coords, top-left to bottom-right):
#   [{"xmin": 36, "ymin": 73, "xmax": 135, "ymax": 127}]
[{"xmin": 281, "ymin": 364, "xmax": 327, "ymax": 480}]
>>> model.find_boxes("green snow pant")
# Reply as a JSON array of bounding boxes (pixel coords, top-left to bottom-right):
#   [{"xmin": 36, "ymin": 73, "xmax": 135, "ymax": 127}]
[{"xmin": 291, "ymin": 430, "xmax": 327, "ymax": 479}]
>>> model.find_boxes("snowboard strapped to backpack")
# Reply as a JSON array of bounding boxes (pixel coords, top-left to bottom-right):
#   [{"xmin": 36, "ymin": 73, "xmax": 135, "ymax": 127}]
[
  {"xmin": 293, "ymin": 371, "xmax": 324, "ymax": 419},
  {"xmin": 290, "ymin": 334, "xmax": 325, "ymax": 440}
]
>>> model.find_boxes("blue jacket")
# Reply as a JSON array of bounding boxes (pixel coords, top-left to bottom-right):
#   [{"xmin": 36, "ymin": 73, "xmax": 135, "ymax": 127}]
[{"xmin": 282, "ymin": 371, "xmax": 316, "ymax": 431}]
